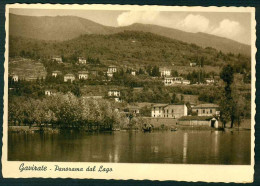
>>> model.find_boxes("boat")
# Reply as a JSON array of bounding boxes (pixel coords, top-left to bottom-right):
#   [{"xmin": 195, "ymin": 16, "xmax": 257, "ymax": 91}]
[
  {"xmin": 142, "ymin": 124, "xmax": 152, "ymax": 132},
  {"xmin": 171, "ymin": 127, "xmax": 178, "ymax": 132}
]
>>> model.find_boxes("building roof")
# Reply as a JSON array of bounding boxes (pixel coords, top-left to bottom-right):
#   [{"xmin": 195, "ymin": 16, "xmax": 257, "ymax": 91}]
[
  {"xmin": 192, "ymin": 104, "xmax": 219, "ymax": 109},
  {"xmin": 78, "ymin": 71, "xmax": 89, "ymax": 74},
  {"xmin": 52, "ymin": 70, "xmax": 61, "ymax": 73},
  {"xmin": 159, "ymin": 67, "xmax": 171, "ymax": 71},
  {"xmin": 64, "ymin": 73, "xmax": 75, "ymax": 77},
  {"xmin": 152, "ymin": 104, "xmax": 168, "ymax": 107},
  {"xmin": 178, "ymin": 116, "xmax": 214, "ymax": 121},
  {"xmin": 128, "ymin": 105, "xmax": 140, "ymax": 109},
  {"xmin": 164, "ymin": 104, "xmax": 185, "ymax": 108},
  {"xmin": 108, "ymin": 65, "xmax": 117, "ymax": 68}
]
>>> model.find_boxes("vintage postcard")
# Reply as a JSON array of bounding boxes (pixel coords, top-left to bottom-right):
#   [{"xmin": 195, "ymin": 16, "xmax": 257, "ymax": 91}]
[{"xmin": 2, "ymin": 4, "xmax": 256, "ymax": 182}]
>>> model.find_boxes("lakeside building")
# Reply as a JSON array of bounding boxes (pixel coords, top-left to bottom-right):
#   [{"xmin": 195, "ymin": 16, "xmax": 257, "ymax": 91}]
[
  {"xmin": 190, "ymin": 62, "xmax": 197, "ymax": 67},
  {"xmin": 192, "ymin": 104, "xmax": 220, "ymax": 116},
  {"xmin": 52, "ymin": 56, "xmax": 63, "ymax": 63},
  {"xmin": 64, "ymin": 73, "xmax": 75, "ymax": 82},
  {"xmin": 128, "ymin": 106, "xmax": 140, "ymax": 115},
  {"xmin": 177, "ymin": 116, "xmax": 219, "ymax": 128},
  {"xmin": 78, "ymin": 71, "xmax": 89, "ymax": 80},
  {"xmin": 107, "ymin": 66, "xmax": 117, "ymax": 77},
  {"xmin": 52, "ymin": 70, "xmax": 62, "ymax": 77},
  {"xmin": 151, "ymin": 104, "xmax": 188, "ymax": 119},
  {"xmin": 78, "ymin": 57, "xmax": 87, "ymax": 64},
  {"xmin": 159, "ymin": 67, "xmax": 171, "ymax": 77}
]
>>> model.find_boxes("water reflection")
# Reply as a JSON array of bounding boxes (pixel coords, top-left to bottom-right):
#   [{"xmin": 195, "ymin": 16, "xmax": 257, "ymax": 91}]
[
  {"xmin": 183, "ymin": 133, "xmax": 188, "ymax": 163},
  {"xmin": 8, "ymin": 130, "xmax": 251, "ymax": 165}
]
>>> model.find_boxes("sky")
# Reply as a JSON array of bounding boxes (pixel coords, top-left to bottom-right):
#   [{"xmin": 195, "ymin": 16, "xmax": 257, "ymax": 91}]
[{"xmin": 10, "ymin": 8, "xmax": 252, "ymax": 45}]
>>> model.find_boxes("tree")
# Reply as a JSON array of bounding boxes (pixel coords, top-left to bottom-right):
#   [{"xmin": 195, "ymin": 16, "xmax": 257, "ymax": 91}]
[{"xmin": 219, "ymin": 64, "xmax": 235, "ymax": 128}]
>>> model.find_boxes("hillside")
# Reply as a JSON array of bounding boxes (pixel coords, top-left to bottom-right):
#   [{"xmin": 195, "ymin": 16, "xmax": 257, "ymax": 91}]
[
  {"xmin": 9, "ymin": 31, "xmax": 250, "ymax": 72},
  {"xmin": 9, "ymin": 58, "xmax": 47, "ymax": 80},
  {"xmin": 9, "ymin": 13, "xmax": 250, "ymax": 56}
]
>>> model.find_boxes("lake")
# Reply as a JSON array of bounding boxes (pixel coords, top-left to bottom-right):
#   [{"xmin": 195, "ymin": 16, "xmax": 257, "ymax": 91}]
[{"xmin": 8, "ymin": 130, "xmax": 251, "ymax": 164}]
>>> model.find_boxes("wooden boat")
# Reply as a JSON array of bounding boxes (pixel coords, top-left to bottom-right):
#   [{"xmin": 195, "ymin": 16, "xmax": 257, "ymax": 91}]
[
  {"xmin": 142, "ymin": 124, "xmax": 152, "ymax": 132},
  {"xmin": 171, "ymin": 127, "xmax": 178, "ymax": 132}
]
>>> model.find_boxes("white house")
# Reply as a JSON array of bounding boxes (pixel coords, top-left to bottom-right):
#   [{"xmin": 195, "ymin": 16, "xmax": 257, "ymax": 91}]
[
  {"xmin": 52, "ymin": 71, "xmax": 62, "ymax": 77},
  {"xmin": 78, "ymin": 57, "xmax": 87, "ymax": 64},
  {"xmin": 131, "ymin": 70, "xmax": 136, "ymax": 76},
  {"xmin": 163, "ymin": 77, "xmax": 184, "ymax": 86},
  {"xmin": 163, "ymin": 77, "xmax": 174, "ymax": 86},
  {"xmin": 78, "ymin": 71, "xmax": 89, "ymax": 80},
  {"xmin": 108, "ymin": 89, "xmax": 120, "ymax": 97},
  {"xmin": 182, "ymin": 80, "xmax": 191, "ymax": 85},
  {"xmin": 64, "ymin": 74, "xmax": 75, "ymax": 82},
  {"xmin": 151, "ymin": 104, "xmax": 188, "ymax": 119},
  {"xmin": 45, "ymin": 89, "xmax": 55, "ymax": 96},
  {"xmin": 173, "ymin": 77, "xmax": 183, "ymax": 84},
  {"xmin": 52, "ymin": 56, "xmax": 63, "ymax": 63},
  {"xmin": 205, "ymin": 78, "xmax": 215, "ymax": 84},
  {"xmin": 190, "ymin": 62, "xmax": 197, "ymax": 67},
  {"xmin": 159, "ymin": 67, "xmax": 171, "ymax": 77},
  {"xmin": 107, "ymin": 66, "xmax": 117, "ymax": 77}
]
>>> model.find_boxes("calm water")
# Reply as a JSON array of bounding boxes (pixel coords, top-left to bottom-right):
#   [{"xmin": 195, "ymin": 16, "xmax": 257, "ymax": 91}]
[{"xmin": 8, "ymin": 130, "xmax": 251, "ymax": 164}]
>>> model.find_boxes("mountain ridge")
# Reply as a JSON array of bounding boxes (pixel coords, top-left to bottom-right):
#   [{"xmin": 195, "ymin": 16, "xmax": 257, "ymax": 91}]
[{"xmin": 9, "ymin": 13, "xmax": 250, "ymax": 56}]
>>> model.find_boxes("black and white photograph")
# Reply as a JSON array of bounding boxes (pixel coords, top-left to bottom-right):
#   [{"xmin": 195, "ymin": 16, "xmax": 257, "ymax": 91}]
[{"xmin": 2, "ymin": 4, "xmax": 255, "ymax": 182}]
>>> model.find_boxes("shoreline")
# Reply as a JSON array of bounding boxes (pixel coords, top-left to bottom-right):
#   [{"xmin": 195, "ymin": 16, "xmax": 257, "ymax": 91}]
[{"xmin": 8, "ymin": 125, "xmax": 251, "ymax": 133}]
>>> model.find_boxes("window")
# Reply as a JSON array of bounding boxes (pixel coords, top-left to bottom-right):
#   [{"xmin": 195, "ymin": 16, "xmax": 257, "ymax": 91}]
[
  {"xmin": 154, "ymin": 115, "xmax": 155, "ymax": 117},
  {"xmin": 203, "ymin": 110, "xmax": 205, "ymax": 113},
  {"xmin": 210, "ymin": 109, "xmax": 212, "ymax": 113},
  {"xmin": 196, "ymin": 110, "xmax": 198, "ymax": 113},
  {"xmin": 172, "ymin": 109, "xmax": 174, "ymax": 113}
]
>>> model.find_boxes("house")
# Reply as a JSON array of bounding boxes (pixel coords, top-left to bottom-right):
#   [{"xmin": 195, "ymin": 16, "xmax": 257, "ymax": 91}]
[
  {"xmin": 78, "ymin": 71, "xmax": 89, "ymax": 80},
  {"xmin": 164, "ymin": 77, "xmax": 174, "ymax": 86},
  {"xmin": 205, "ymin": 78, "xmax": 215, "ymax": 84},
  {"xmin": 173, "ymin": 77, "xmax": 183, "ymax": 84},
  {"xmin": 45, "ymin": 89, "xmax": 55, "ymax": 96},
  {"xmin": 64, "ymin": 74, "xmax": 75, "ymax": 82},
  {"xmin": 163, "ymin": 77, "xmax": 184, "ymax": 86},
  {"xmin": 52, "ymin": 71, "xmax": 62, "ymax": 77},
  {"xmin": 52, "ymin": 56, "xmax": 63, "ymax": 63},
  {"xmin": 12, "ymin": 74, "xmax": 19, "ymax": 82},
  {"xmin": 159, "ymin": 67, "xmax": 171, "ymax": 77},
  {"xmin": 177, "ymin": 116, "xmax": 219, "ymax": 128},
  {"xmin": 182, "ymin": 80, "xmax": 191, "ymax": 85},
  {"xmin": 128, "ymin": 106, "xmax": 140, "ymax": 114},
  {"xmin": 107, "ymin": 66, "xmax": 117, "ymax": 77},
  {"xmin": 192, "ymin": 104, "xmax": 220, "ymax": 116},
  {"xmin": 151, "ymin": 104, "xmax": 188, "ymax": 119},
  {"xmin": 78, "ymin": 57, "xmax": 87, "ymax": 64},
  {"xmin": 190, "ymin": 62, "xmax": 197, "ymax": 67},
  {"xmin": 131, "ymin": 70, "xmax": 136, "ymax": 76},
  {"xmin": 108, "ymin": 89, "xmax": 120, "ymax": 97}
]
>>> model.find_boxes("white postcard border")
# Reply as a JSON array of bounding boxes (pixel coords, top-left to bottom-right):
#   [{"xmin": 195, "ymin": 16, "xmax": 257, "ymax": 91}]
[{"xmin": 2, "ymin": 4, "xmax": 256, "ymax": 183}]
